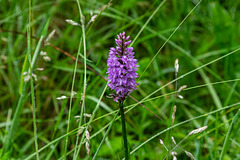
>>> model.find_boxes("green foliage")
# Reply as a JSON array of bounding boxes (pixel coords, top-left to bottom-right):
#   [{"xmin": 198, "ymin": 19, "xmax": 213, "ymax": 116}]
[{"xmin": 0, "ymin": 0, "xmax": 240, "ymax": 159}]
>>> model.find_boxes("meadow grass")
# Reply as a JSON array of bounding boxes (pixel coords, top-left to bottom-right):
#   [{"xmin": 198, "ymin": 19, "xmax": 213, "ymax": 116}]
[{"xmin": 1, "ymin": 0, "xmax": 240, "ymax": 159}]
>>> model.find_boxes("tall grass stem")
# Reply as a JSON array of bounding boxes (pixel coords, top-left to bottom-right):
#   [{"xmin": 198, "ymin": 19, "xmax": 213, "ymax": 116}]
[
  {"xmin": 27, "ymin": 0, "xmax": 39, "ymax": 159},
  {"xmin": 73, "ymin": 0, "xmax": 87, "ymax": 158}
]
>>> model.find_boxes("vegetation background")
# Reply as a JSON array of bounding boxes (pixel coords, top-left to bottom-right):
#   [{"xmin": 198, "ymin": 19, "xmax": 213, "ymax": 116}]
[{"xmin": 0, "ymin": 0, "xmax": 240, "ymax": 159}]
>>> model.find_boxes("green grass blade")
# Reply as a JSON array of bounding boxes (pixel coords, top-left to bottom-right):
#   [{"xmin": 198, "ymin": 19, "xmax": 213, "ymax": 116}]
[
  {"xmin": 130, "ymin": 104, "xmax": 240, "ymax": 155},
  {"xmin": 24, "ymin": 100, "xmax": 240, "ymax": 160},
  {"xmin": 130, "ymin": 0, "xmax": 167, "ymax": 46},
  {"xmin": 92, "ymin": 110, "xmax": 119, "ymax": 160},
  {"xmin": 137, "ymin": 0, "xmax": 203, "ymax": 81},
  {"xmin": 220, "ymin": 109, "xmax": 240, "ymax": 160},
  {"xmin": 2, "ymin": 94, "xmax": 25, "ymax": 155}
]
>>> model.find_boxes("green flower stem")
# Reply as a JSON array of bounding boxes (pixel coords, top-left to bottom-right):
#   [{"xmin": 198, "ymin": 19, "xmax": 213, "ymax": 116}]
[{"xmin": 119, "ymin": 100, "xmax": 129, "ymax": 160}]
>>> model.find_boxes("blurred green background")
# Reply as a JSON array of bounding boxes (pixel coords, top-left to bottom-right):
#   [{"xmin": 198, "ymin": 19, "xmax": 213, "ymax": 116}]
[{"xmin": 1, "ymin": 0, "xmax": 240, "ymax": 159}]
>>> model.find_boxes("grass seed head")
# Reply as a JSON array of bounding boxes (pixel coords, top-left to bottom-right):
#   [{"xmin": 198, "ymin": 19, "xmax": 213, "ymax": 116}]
[
  {"xmin": 23, "ymin": 74, "xmax": 30, "ymax": 82},
  {"xmin": 171, "ymin": 136, "xmax": 177, "ymax": 145},
  {"xmin": 188, "ymin": 126, "xmax": 208, "ymax": 136},
  {"xmin": 36, "ymin": 68, "xmax": 44, "ymax": 71},
  {"xmin": 40, "ymin": 51, "xmax": 47, "ymax": 56},
  {"xmin": 85, "ymin": 130, "xmax": 91, "ymax": 155},
  {"xmin": 56, "ymin": 95, "xmax": 67, "ymax": 100},
  {"xmin": 184, "ymin": 150, "xmax": 196, "ymax": 160},
  {"xmin": 45, "ymin": 29, "xmax": 56, "ymax": 45},
  {"xmin": 175, "ymin": 59, "xmax": 179, "ymax": 74},
  {"xmin": 178, "ymin": 85, "xmax": 187, "ymax": 93},
  {"xmin": 177, "ymin": 95, "xmax": 184, "ymax": 99},
  {"xmin": 171, "ymin": 105, "xmax": 177, "ymax": 125},
  {"xmin": 90, "ymin": 15, "xmax": 97, "ymax": 23},
  {"xmin": 43, "ymin": 56, "xmax": 51, "ymax": 62},
  {"xmin": 86, "ymin": 141, "xmax": 90, "ymax": 155},
  {"xmin": 71, "ymin": 91, "xmax": 77, "ymax": 97},
  {"xmin": 65, "ymin": 19, "xmax": 80, "ymax": 26},
  {"xmin": 159, "ymin": 139, "xmax": 168, "ymax": 151},
  {"xmin": 159, "ymin": 139, "xmax": 164, "ymax": 145},
  {"xmin": 77, "ymin": 127, "xmax": 84, "ymax": 136}
]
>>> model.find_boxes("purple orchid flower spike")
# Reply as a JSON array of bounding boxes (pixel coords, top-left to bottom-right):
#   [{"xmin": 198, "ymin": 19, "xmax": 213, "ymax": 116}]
[{"xmin": 107, "ymin": 32, "xmax": 139, "ymax": 102}]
